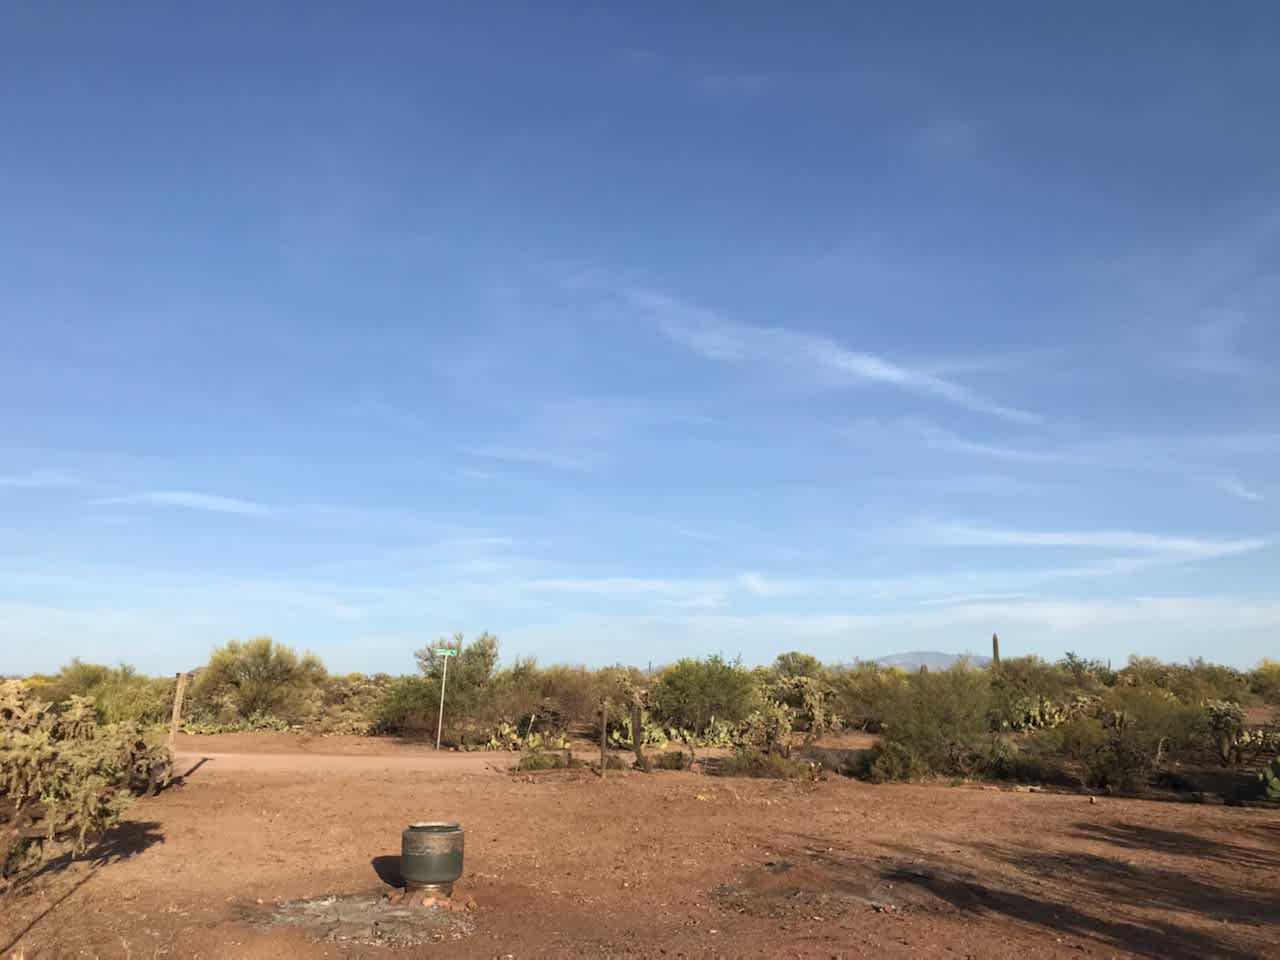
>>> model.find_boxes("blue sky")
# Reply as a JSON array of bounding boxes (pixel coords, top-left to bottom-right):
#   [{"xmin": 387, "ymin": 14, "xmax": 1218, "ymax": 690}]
[{"xmin": 2, "ymin": 3, "xmax": 1278, "ymax": 674}]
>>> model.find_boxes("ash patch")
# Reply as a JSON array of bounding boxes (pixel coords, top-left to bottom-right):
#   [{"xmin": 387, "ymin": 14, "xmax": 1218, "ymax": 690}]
[
  {"xmin": 241, "ymin": 893, "xmax": 475, "ymax": 946},
  {"xmin": 713, "ymin": 849, "xmax": 978, "ymax": 921}
]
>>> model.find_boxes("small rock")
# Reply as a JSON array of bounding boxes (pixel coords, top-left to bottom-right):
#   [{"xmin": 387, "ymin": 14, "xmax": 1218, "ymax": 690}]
[{"xmin": 1089, "ymin": 796, "xmax": 1097, "ymax": 805}]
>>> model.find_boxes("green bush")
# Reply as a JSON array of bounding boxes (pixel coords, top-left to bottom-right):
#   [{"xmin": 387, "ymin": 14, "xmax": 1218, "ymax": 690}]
[
  {"xmin": 373, "ymin": 675, "xmax": 442, "ymax": 737},
  {"xmin": 1118, "ymin": 656, "xmax": 1251, "ymax": 704},
  {"xmin": 1251, "ymin": 660, "xmax": 1280, "ymax": 705},
  {"xmin": 988, "ymin": 656, "xmax": 1076, "ymax": 731},
  {"xmin": 1041, "ymin": 688, "xmax": 1201, "ymax": 790},
  {"xmin": 648, "ymin": 656, "xmax": 758, "ymax": 735},
  {"xmin": 877, "ymin": 664, "xmax": 993, "ymax": 777},
  {"xmin": 867, "ymin": 740, "xmax": 929, "ymax": 782},
  {"xmin": 713, "ymin": 748, "xmax": 810, "ymax": 780},
  {"xmin": 1044, "ymin": 715, "xmax": 1112, "ymax": 787},
  {"xmin": 772, "ymin": 651, "xmax": 824, "ymax": 680},
  {"xmin": 828, "ymin": 662, "xmax": 907, "ymax": 732},
  {"xmin": 517, "ymin": 749, "xmax": 576, "ymax": 771},
  {"xmin": 311, "ymin": 673, "xmax": 395, "ymax": 735},
  {"xmin": 1, "ymin": 680, "xmax": 171, "ymax": 889},
  {"xmin": 378, "ymin": 634, "xmax": 579, "ymax": 748},
  {"xmin": 26, "ymin": 661, "xmax": 174, "ymax": 726},
  {"xmin": 652, "ymin": 750, "xmax": 692, "ymax": 770},
  {"xmin": 189, "ymin": 637, "xmax": 325, "ymax": 725},
  {"xmin": 1059, "ymin": 652, "xmax": 1116, "ymax": 689}
]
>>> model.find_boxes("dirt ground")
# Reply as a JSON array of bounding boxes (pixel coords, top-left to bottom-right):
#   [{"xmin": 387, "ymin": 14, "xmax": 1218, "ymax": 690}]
[{"xmin": 4, "ymin": 733, "xmax": 1278, "ymax": 959}]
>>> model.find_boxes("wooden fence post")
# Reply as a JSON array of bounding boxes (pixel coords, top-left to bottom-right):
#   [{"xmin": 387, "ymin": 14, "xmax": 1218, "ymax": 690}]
[
  {"xmin": 599, "ymin": 698, "xmax": 609, "ymax": 778},
  {"xmin": 168, "ymin": 671, "xmax": 190, "ymax": 756}
]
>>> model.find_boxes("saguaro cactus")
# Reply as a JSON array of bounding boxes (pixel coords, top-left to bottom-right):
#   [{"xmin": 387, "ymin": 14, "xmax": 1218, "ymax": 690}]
[{"xmin": 992, "ymin": 633, "xmax": 1001, "ymax": 665}]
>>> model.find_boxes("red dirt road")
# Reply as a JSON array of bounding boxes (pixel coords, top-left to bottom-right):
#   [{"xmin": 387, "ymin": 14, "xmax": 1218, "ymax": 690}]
[{"xmin": 4, "ymin": 733, "xmax": 1278, "ymax": 958}]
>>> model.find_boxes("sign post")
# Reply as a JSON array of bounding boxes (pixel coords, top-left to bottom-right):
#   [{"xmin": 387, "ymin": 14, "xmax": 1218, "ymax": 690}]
[{"xmin": 435, "ymin": 646, "xmax": 458, "ymax": 751}]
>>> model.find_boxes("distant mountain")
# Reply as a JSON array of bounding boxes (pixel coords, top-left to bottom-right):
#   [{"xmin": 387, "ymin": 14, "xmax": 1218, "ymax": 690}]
[{"xmin": 874, "ymin": 651, "xmax": 992, "ymax": 670}]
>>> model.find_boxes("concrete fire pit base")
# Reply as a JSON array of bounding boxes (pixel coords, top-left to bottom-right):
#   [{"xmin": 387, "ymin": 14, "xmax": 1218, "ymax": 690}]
[{"xmin": 242, "ymin": 893, "xmax": 475, "ymax": 946}]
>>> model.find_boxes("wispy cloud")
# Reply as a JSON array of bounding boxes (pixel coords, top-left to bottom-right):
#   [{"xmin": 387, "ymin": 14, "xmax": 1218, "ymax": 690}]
[
  {"xmin": 931, "ymin": 523, "xmax": 1266, "ymax": 560},
  {"xmin": 908, "ymin": 421, "xmax": 1080, "ymax": 463},
  {"xmin": 463, "ymin": 446, "xmax": 588, "ymax": 471},
  {"xmin": 94, "ymin": 490, "xmax": 270, "ymax": 515},
  {"xmin": 0, "ymin": 469, "xmax": 79, "ymax": 489},
  {"xmin": 1212, "ymin": 476, "xmax": 1264, "ymax": 503},
  {"xmin": 632, "ymin": 289, "xmax": 1040, "ymax": 424}
]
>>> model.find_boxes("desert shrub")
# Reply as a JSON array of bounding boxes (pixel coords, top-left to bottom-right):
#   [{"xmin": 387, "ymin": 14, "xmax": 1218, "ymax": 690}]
[
  {"xmin": 1044, "ymin": 688, "xmax": 1201, "ymax": 791},
  {"xmin": 378, "ymin": 633, "xmax": 561, "ymax": 747},
  {"xmin": 982, "ymin": 736, "xmax": 1063, "ymax": 783},
  {"xmin": 867, "ymin": 741, "xmax": 929, "ymax": 782},
  {"xmin": 648, "ymin": 656, "xmax": 758, "ymax": 735},
  {"xmin": 1059, "ymin": 652, "xmax": 1117, "ymax": 689},
  {"xmin": 989, "ymin": 656, "xmax": 1076, "ymax": 731},
  {"xmin": 515, "ymin": 747, "xmax": 610, "ymax": 771},
  {"xmin": 1251, "ymin": 660, "xmax": 1280, "ymax": 705},
  {"xmin": 876, "ymin": 664, "xmax": 993, "ymax": 777},
  {"xmin": 1103, "ymin": 687, "xmax": 1201, "ymax": 785},
  {"xmin": 189, "ymin": 637, "xmax": 325, "ymax": 725},
  {"xmin": 1118, "ymin": 656, "xmax": 1250, "ymax": 704},
  {"xmin": 828, "ymin": 662, "xmax": 907, "ymax": 732},
  {"xmin": 485, "ymin": 661, "xmax": 605, "ymax": 737},
  {"xmin": 1, "ymin": 681, "xmax": 171, "ymax": 889},
  {"xmin": 772, "ymin": 651, "xmax": 824, "ymax": 680},
  {"xmin": 26, "ymin": 661, "xmax": 174, "ymax": 726},
  {"xmin": 533, "ymin": 663, "xmax": 601, "ymax": 726},
  {"xmin": 517, "ymin": 749, "xmax": 576, "ymax": 771},
  {"xmin": 311, "ymin": 673, "xmax": 395, "ymax": 735},
  {"xmin": 373, "ymin": 675, "xmax": 441, "ymax": 737},
  {"xmin": 713, "ymin": 748, "xmax": 810, "ymax": 779},
  {"xmin": 1046, "ymin": 714, "xmax": 1113, "ymax": 788},
  {"xmin": 652, "ymin": 750, "xmax": 692, "ymax": 770}
]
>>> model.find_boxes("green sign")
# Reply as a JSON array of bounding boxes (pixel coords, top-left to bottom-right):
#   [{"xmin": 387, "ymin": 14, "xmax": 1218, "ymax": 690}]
[{"xmin": 436, "ymin": 648, "xmax": 458, "ymax": 657}]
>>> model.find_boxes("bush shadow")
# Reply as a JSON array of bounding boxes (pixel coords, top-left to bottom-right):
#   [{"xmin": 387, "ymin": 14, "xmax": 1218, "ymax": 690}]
[
  {"xmin": 881, "ymin": 858, "xmax": 1261, "ymax": 960},
  {"xmin": 4, "ymin": 820, "xmax": 165, "ymax": 954},
  {"xmin": 29, "ymin": 819, "xmax": 165, "ymax": 882},
  {"xmin": 1070, "ymin": 820, "xmax": 1280, "ymax": 870}
]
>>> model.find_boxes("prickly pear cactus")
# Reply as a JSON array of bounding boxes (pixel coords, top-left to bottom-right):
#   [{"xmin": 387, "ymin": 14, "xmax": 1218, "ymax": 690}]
[{"xmin": 1259, "ymin": 757, "xmax": 1280, "ymax": 801}]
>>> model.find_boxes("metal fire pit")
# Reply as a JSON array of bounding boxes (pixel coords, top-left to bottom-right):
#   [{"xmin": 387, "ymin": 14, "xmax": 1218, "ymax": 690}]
[{"xmin": 401, "ymin": 822, "xmax": 464, "ymax": 896}]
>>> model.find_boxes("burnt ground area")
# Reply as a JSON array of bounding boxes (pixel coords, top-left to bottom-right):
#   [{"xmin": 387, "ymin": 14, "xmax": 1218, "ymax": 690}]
[{"xmin": 3, "ymin": 733, "xmax": 1278, "ymax": 958}]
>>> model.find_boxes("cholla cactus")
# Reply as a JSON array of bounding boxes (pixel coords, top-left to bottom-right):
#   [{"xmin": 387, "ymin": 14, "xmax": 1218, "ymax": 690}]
[
  {"xmin": 743, "ymin": 700, "xmax": 795, "ymax": 756},
  {"xmin": 1203, "ymin": 700, "xmax": 1246, "ymax": 767},
  {"xmin": 2, "ymin": 680, "xmax": 170, "ymax": 887}
]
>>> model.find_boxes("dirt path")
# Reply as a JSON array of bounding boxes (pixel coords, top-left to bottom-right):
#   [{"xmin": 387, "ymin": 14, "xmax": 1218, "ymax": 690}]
[
  {"xmin": 173, "ymin": 750, "xmax": 519, "ymax": 774},
  {"xmin": 5, "ymin": 733, "xmax": 1278, "ymax": 959}
]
